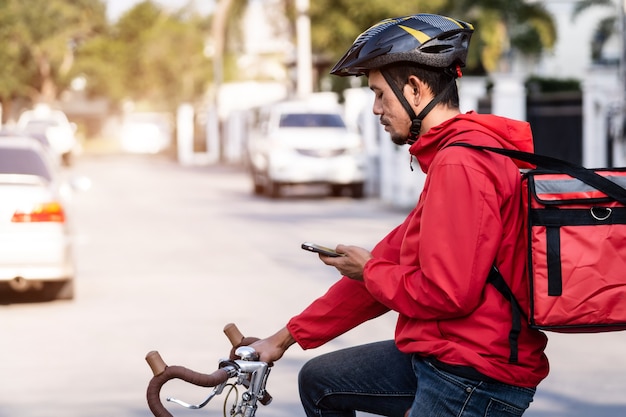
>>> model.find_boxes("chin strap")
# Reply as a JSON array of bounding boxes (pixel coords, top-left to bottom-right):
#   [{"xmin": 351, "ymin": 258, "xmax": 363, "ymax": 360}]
[
  {"xmin": 381, "ymin": 70, "xmax": 420, "ymax": 144},
  {"xmin": 381, "ymin": 68, "xmax": 458, "ymax": 145}
]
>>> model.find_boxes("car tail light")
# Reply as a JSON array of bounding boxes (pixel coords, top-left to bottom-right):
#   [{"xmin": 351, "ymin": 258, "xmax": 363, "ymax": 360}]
[{"xmin": 11, "ymin": 202, "xmax": 66, "ymax": 223}]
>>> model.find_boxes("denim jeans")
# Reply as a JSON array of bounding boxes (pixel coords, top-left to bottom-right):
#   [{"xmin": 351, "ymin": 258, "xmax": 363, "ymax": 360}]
[{"xmin": 298, "ymin": 340, "xmax": 536, "ymax": 417}]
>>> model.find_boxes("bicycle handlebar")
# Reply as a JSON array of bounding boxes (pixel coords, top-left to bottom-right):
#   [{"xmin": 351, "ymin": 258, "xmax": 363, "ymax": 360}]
[
  {"xmin": 145, "ymin": 323, "xmax": 268, "ymax": 417},
  {"xmin": 223, "ymin": 322, "xmax": 245, "ymax": 346},
  {"xmin": 146, "ymin": 351, "xmax": 234, "ymax": 417}
]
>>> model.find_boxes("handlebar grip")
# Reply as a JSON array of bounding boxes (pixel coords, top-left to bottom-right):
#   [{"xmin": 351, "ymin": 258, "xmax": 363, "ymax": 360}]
[
  {"xmin": 145, "ymin": 351, "xmax": 231, "ymax": 417},
  {"xmin": 223, "ymin": 324, "xmax": 273, "ymax": 406},
  {"xmin": 223, "ymin": 323, "xmax": 244, "ymax": 346},
  {"xmin": 146, "ymin": 351, "xmax": 167, "ymax": 376}
]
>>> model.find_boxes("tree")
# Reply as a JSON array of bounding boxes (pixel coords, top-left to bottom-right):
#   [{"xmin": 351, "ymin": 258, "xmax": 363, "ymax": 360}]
[
  {"xmin": 430, "ymin": 0, "xmax": 557, "ymax": 74},
  {"xmin": 572, "ymin": 0, "xmax": 619, "ymax": 63},
  {"xmin": 0, "ymin": 0, "xmax": 107, "ymax": 118},
  {"xmin": 0, "ymin": 0, "xmax": 213, "ymax": 117},
  {"xmin": 73, "ymin": 1, "xmax": 213, "ymax": 112}
]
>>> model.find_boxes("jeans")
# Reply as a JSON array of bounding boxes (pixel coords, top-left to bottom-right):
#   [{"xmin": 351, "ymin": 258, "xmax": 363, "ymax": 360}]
[{"xmin": 298, "ymin": 340, "xmax": 536, "ymax": 417}]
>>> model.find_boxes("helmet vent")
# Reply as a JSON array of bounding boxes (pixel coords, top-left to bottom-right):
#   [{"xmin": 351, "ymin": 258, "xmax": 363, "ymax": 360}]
[
  {"xmin": 330, "ymin": 13, "xmax": 474, "ymax": 76},
  {"xmin": 421, "ymin": 45, "xmax": 454, "ymax": 54}
]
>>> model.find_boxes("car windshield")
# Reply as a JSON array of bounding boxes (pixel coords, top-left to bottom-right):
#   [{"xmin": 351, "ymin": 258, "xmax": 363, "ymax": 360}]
[
  {"xmin": 0, "ymin": 147, "xmax": 52, "ymax": 181},
  {"xmin": 279, "ymin": 113, "xmax": 346, "ymax": 128}
]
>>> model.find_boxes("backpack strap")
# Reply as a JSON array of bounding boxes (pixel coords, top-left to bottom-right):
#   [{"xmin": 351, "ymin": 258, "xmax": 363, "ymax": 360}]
[
  {"xmin": 487, "ymin": 266, "xmax": 524, "ymax": 363},
  {"xmin": 446, "ymin": 142, "xmax": 526, "ymax": 363},
  {"xmin": 450, "ymin": 142, "xmax": 626, "ymax": 206}
]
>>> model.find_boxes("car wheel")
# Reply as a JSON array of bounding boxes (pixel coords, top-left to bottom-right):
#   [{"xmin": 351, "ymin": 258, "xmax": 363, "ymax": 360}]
[
  {"xmin": 266, "ymin": 180, "xmax": 282, "ymax": 199},
  {"xmin": 330, "ymin": 184, "xmax": 344, "ymax": 197},
  {"xmin": 350, "ymin": 182, "xmax": 365, "ymax": 199},
  {"xmin": 251, "ymin": 167, "xmax": 269, "ymax": 195},
  {"xmin": 44, "ymin": 280, "xmax": 75, "ymax": 300},
  {"xmin": 251, "ymin": 170, "xmax": 265, "ymax": 195},
  {"xmin": 253, "ymin": 182, "xmax": 265, "ymax": 195}
]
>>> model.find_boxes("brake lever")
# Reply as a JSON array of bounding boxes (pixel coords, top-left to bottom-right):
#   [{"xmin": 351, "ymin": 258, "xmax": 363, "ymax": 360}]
[{"xmin": 167, "ymin": 380, "xmax": 229, "ymax": 409}]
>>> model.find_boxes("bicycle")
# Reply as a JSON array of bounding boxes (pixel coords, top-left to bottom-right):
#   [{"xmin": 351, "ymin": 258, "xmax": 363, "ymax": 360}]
[{"xmin": 145, "ymin": 323, "xmax": 272, "ymax": 417}]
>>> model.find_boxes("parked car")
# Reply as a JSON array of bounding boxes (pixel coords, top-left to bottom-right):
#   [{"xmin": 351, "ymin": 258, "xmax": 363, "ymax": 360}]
[
  {"xmin": 17, "ymin": 105, "xmax": 79, "ymax": 166},
  {"xmin": 0, "ymin": 136, "xmax": 79, "ymax": 300},
  {"xmin": 246, "ymin": 101, "xmax": 367, "ymax": 198},
  {"xmin": 119, "ymin": 111, "xmax": 173, "ymax": 154}
]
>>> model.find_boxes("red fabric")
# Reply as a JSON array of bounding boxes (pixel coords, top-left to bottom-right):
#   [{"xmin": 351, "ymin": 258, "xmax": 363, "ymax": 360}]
[
  {"xmin": 287, "ymin": 112, "xmax": 549, "ymax": 387},
  {"xmin": 527, "ymin": 170, "xmax": 626, "ymax": 330}
]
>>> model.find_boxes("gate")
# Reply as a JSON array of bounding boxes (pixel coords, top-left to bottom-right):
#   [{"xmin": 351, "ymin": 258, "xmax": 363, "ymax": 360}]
[
  {"xmin": 526, "ymin": 92, "xmax": 582, "ymax": 165},
  {"xmin": 478, "ymin": 92, "xmax": 583, "ymax": 165}
]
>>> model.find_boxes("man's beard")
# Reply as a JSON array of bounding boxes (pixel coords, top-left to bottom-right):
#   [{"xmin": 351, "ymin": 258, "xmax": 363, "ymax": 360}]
[{"xmin": 390, "ymin": 133, "xmax": 409, "ymax": 146}]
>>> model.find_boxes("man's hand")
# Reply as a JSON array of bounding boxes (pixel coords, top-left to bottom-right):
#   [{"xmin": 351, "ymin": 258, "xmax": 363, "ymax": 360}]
[
  {"xmin": 248, "ymin": 327, "xmax": 296, "ymax": 364},
  {"xmin": 319, "ymin": 244, "xmax": 373, "ymax": 281}
]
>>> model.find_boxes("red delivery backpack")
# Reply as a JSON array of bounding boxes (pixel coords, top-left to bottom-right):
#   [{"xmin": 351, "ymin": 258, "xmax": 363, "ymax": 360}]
[{"xmin": 452, "ymin": 143, "xmax": 626, "ymax": 363}]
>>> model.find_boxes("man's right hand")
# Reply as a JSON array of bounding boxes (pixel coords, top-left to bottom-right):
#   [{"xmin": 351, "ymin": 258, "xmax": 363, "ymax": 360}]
[{"xmin": 248, "ymin": 326, "xmax": 296, "ymax": 364}]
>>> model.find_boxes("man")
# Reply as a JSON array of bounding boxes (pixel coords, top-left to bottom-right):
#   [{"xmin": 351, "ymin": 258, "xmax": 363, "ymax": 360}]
[{"xmin": 250, "ymin": 13, "xmax": 549, "ymax": 417}]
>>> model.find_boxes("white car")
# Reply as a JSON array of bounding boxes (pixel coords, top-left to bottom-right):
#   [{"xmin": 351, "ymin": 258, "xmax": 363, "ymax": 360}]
[
  {"xmin": 246, "ymin": 101, "xmax": 367, "ymax": 198},
  {"xmin": 119, "ymin": 112, "xmax": 173, "ymax": 154},
  {"xmin": 17, "ymin": 105, "xmax": 79, "ymax": 166},
  {"xmin": 0, "ymin": 136, "xmax": 79, "ymax": 300}
]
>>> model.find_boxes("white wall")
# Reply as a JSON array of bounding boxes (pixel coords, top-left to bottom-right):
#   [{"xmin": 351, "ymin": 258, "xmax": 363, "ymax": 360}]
[{"xmin": 537, "ymin": 0, "xmax": 615, "ymax": 79}]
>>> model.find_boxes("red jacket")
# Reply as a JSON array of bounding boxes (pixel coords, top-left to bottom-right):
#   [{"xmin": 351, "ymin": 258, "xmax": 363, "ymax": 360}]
[{"xmin": 287, "ymin": 112, "xmax": 549, "ymax": 387}]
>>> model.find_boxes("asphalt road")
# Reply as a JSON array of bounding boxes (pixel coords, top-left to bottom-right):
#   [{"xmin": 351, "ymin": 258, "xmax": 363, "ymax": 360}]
[{"xmin": 1, "ymin": 152, "xmax": 625, "ymax": 417}]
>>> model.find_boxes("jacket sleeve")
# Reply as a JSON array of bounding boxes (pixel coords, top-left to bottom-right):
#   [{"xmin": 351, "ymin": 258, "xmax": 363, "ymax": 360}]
[
  {"xmin": 287, "ymin": 215, "xmax": 413, "ymax": 349},
  {"xmin": 363, "ymin": 157, "xmax": 503, "ymax": 320}
]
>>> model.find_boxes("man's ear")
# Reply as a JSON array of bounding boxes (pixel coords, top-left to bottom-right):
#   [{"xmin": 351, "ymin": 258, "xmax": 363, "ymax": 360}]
[
  {"xmin": 408, "ymin": 76, "xmax": 419, "ymax": 96},
  {"xmin": 406, "ymin": 76, "xmax": 421, "ymax": 105},
  {"xmin": 408, "ymin": 76, "xmax": 432, "ymax": 104}
]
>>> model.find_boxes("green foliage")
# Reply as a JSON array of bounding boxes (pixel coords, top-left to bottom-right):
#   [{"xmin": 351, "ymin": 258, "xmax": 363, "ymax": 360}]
[
  {"xmin": 440, "ymin": 0, "xmax": 556, "ymax": 73},
  {"xmin": 0, "ymin": 0, "xmax": 561, "ymax": 116},
  {"xmin": 0, "ymin": 0, "xmax": 211, "ymax": 114},
  {"xmin": 0, "ymin": 0, "xmax": 107, "ymax": 103},
  {"xmin": 102, "ymin": 1, "xmax": 212, "ymax": 109}
]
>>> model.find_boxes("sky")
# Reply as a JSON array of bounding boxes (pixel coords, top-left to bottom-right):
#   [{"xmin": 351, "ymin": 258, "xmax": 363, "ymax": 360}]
[{"xmin": 105, "ymin": 0, "xmax": 214, "ymax": 21}]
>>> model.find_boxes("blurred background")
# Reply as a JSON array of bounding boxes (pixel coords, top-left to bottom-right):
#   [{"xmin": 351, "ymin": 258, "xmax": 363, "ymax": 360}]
[
  {"xmin": 0, "ymin": 0, "xmax": 625, "ymax": 204},
  {"xmin": 2, "ymin": 1, "xmax": 626, "ymax": 416}
]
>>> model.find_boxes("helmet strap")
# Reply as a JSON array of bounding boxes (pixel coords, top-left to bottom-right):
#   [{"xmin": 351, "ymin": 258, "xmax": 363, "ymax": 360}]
[
  {"xmin": 381, "ymin": 70, "xmax": 419, "ymax": 144},
  {"xmin": 410, "ymin": 80, "xmax": 456, "ymax": 143},
  {"xmin": 382, "ymin": 69, "xmax": 456, "ymax": 145}
]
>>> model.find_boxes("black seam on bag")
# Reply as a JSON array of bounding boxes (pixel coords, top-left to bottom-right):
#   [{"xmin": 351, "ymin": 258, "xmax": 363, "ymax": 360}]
[
  {"xmin": 527, "ymin": 185, "xmax": 538, "ymax": 329},
  {"xmin": 546, "ymin": 226, "xmax": 562, "ymax": 296},
  {"xmin": 530, "ymin": 207, "xmax": 626, "ymax": 226}
]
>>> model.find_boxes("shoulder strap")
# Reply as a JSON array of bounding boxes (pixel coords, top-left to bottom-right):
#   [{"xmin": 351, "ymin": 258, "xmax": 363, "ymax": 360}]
[
  {"xmin": 450, "ymin": 142, "xmax": 626, "ymax": 206},
  {"xmin": 487, "ymin": 266, "xmax": 524, "ymax": 363}
]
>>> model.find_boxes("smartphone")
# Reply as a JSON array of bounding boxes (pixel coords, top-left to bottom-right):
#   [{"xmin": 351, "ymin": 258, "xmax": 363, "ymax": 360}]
[{"xmin": 301, "ymin": 242, "xmax": 344, "ymax": 257}]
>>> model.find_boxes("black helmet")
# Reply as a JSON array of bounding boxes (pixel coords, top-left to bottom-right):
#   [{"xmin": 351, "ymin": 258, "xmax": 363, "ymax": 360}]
[
  {"xmin": 330, "ymin": 14, "xmax": 474, "ymax": 77},
  {"xmin": 330, "ymin": 14, "xmax": 474, "ymax": 146}
]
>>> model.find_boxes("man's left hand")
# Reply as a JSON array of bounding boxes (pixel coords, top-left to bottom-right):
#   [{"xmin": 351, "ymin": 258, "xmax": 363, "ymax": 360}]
[{"xmin": 319, "ymin": 244, "xmax": 373, "ymax": 281}]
